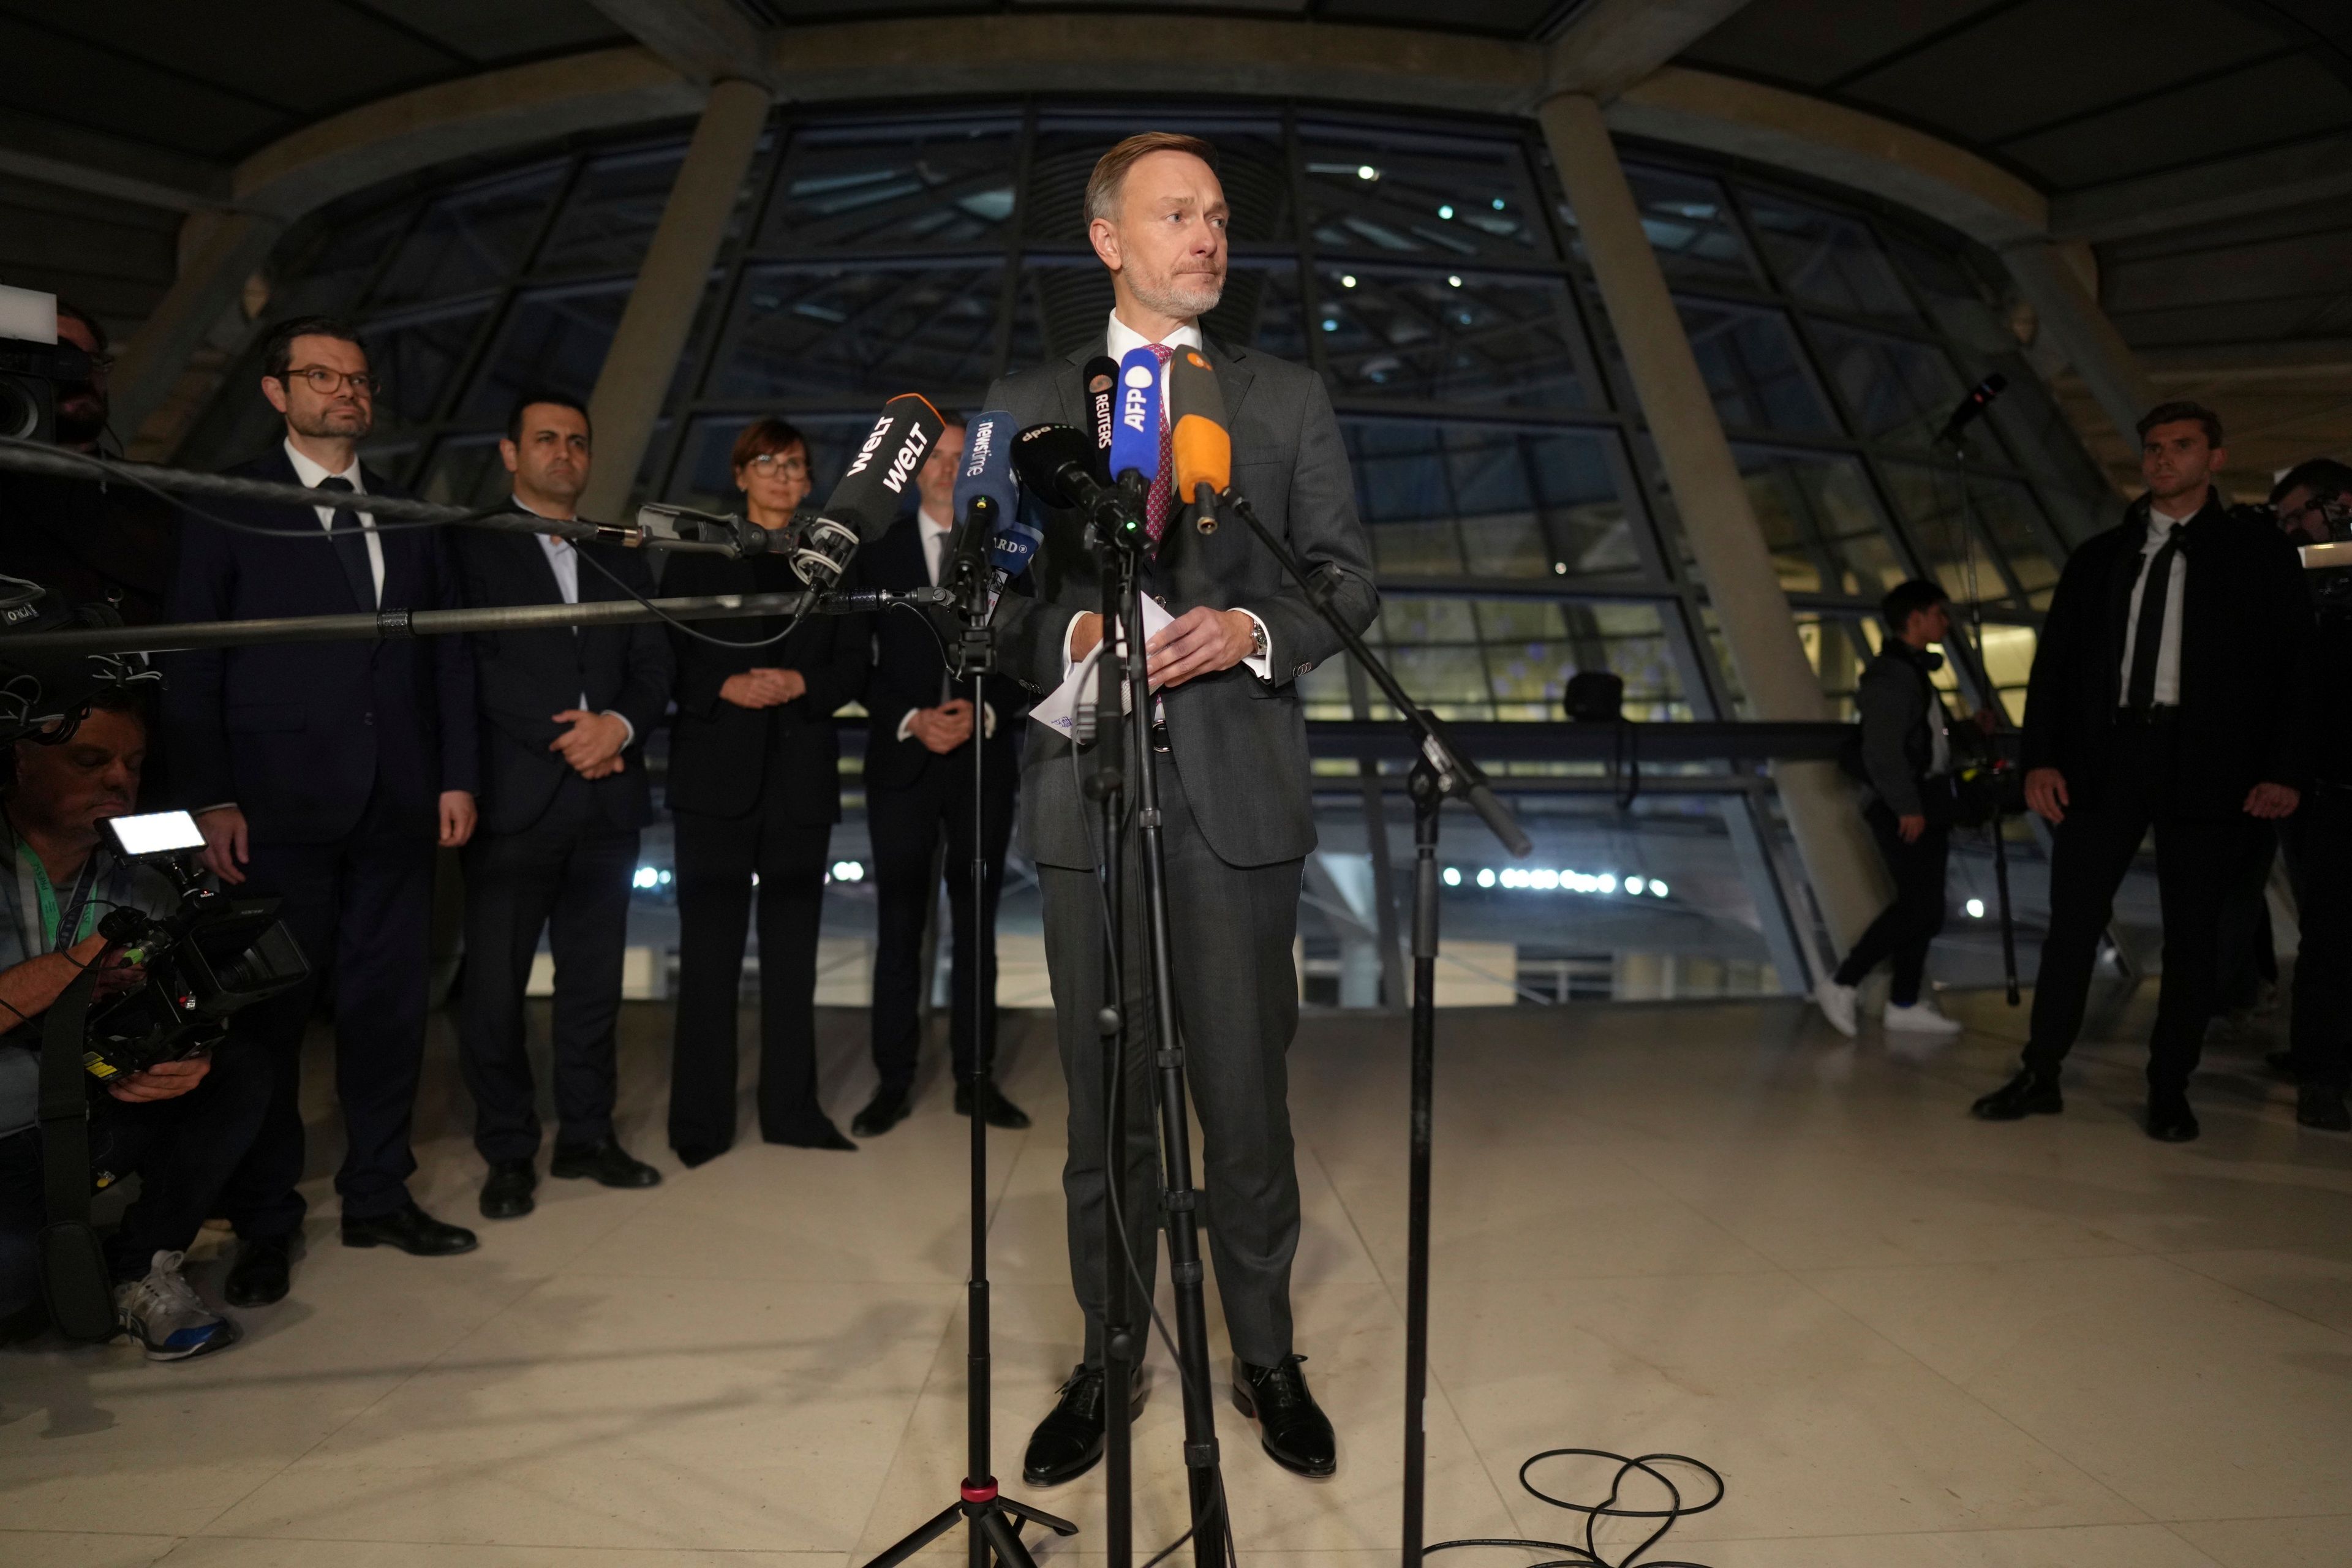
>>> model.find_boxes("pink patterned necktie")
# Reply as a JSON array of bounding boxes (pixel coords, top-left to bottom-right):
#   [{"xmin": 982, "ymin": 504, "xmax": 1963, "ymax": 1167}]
[{"xmin": 1144, "ymin": 342, "xmax": 1175, "ymax": 551}]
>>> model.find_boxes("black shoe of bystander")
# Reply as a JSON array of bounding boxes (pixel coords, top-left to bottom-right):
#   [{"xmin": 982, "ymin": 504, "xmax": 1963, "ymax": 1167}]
[
  {"xmin": 551, "ymin": 1140, "xmax": 661, "ymax": 1188},
  {"xmin": 479, "ymin": 1160, "xmax": 537, "ymax": 1219},
  {"xmin": 223, "ymin": 1235, "xmax": 293, "ymax": 1307},
  {"xmin": 2297, "ymin": 1084, "xmax": 2351, "ymax": 1133},
  {"xmin": 955, "ymin": 1080, "xmax": 1031, "ymax": 1130},
  {"xmin": 2146, "ymin": 1086, "xmax": 2200, "ymax": 1143},
  {"xmin": 341, "ymin": 1202, "xmax": 479, "ymax": 1256},
  {"xmin": 1971, "ymin": 1069, "xmax": 2063, "ymax": 1121}
]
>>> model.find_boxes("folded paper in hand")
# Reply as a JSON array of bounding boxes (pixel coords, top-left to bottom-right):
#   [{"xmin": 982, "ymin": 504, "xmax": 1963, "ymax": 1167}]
[{"xmin": 1029, "ymin": 596, "xmax": 1175, "ymax": 739}]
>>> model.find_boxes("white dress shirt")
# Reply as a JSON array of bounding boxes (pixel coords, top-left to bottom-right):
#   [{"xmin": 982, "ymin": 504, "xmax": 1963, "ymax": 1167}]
[
  {"xmin": 1061, "ymin": 309, "xmax": 1272, "ymax": 684},
  {"xmin": 2119, "ymin": 504, "xmax": 2194, "ymax": 707},
  {"xmin": 514, "ymin": 497, "xmax": 633, "ymax": 748},
  {"xmin": 285, "ymin": 439, "xmax": 383, "ymax": 603},
  {"xmin": 899, "ymin": 504, "xmax": 995, "ymax": 744}
]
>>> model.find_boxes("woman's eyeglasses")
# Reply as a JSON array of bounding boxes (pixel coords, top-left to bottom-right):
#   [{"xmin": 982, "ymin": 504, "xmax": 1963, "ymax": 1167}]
[{"xmin": 744, "ymin": 452, "xmax": 808, "ymax": 477}]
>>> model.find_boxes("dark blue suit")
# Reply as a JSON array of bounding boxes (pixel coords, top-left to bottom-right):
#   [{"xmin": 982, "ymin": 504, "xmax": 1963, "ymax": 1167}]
[{"xmin": 163, "ymin": 444, "xmax": 478, "ymax": 1231}]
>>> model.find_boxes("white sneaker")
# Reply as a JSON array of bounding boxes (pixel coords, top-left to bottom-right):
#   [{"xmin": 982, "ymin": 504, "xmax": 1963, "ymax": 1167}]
[
  {"xmin": 1814, "ymin": 978, "xmax": 1858, "ymax": 1038},
  {"xmin": 115, "ymin": 1250, "xmax": 240, "ymax": 1362},
  {"xmin": 1883, "ymin": 998, "xmax": 1964, "ymax": 1035}
]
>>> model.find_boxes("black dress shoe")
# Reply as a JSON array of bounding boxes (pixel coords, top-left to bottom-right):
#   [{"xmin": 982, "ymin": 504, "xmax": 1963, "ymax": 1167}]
[
  {"xmin": 955, "ymin": 1080, "xmax": 1032, "ymax": 1130},
  {"xmin": 2146, "ymin": 1086, "xmax": 2200, "ymax": 1143},
  {"xmin": 1232, "ymin": 1355, "xmax": 1336, "ymax": 1478},
  {"xmin": 224, "ymin": 1235, "xmax": 293, "ymax": 1307},
  {"xmin": 673, "ymin": 1142, "xmax": 728, "ymax": 1169},
  {"xmin": 1022, "ymin": 1363, "xmax": 1147, "ymax": 1486},
  {"xmin": 763, "ymin": 1116, "xmax": 856, "ymax": 1152},
  {"xmin": 1971, "ymin": 1068, "xmax": 2062, "ymax": 1121},
  {"xmin": 2297, "ymin": 1084, "xmax": 2351, "ymax": 1132},
  {"xmin": 479, "ymin": 1159, "xmax": 537, "ymax": 1219},
  {"xmin": 851, "ymin": 1086, "xmax": 911, "ymax": 1139},
  {"xmin": 342, "ymin": 1201, "xmax": 480, "ymax": 1256},
  {"xmin": 551, "ymin": 1139, "xmax": 662, "ymax": 1188}
]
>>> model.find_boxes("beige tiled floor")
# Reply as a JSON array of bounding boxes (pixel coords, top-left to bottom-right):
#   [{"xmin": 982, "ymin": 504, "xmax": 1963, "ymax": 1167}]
[{"xmin": 4, "ymin": 981, "xmax": 2348, "ymax": 1567}]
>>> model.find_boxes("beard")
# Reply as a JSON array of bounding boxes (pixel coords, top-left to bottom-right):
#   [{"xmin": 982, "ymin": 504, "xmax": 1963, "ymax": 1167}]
[
  {"xmin": 55, "ymin": 387, "xmax": 108, "ymax": 447},
  {"xmin": 289, "ymin": 402, "xmax": 372, "ymax": 441},
  {"xmin": 1129, "ymin": 267, "xmax": 1224, "ymax": 321}
]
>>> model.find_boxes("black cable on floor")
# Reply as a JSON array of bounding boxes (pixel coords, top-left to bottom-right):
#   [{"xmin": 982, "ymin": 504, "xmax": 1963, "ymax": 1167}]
[{"xmin": 1427, "ymin": 1447, "xmax": 1725, "ymax": 1568}]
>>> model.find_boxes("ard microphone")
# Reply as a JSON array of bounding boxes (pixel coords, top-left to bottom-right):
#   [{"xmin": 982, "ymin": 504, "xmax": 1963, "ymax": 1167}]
[
  {"xmin": 1937, "ymin": 373, "xmax": 2007, "ymax": 447},
  {"xmin": 788, "ymin": 392, "xmax": 945, "ymax": 587},
  {"xmin": 1081, "ymin": 355, "xmax": 1118, "ymax": 483},
  {"xmin": 1108, "ymin": 345, "xmax": 1164, "ymax": 488},
  {"xmin": 1166, "ymin": 346, "xmax": 1227, "ymax": 535}
]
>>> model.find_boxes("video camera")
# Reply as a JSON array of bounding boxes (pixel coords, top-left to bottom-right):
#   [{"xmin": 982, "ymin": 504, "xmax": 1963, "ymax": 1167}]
[
  {"xmin": 0, "ymin": 284, "xmax": 91, "ymax": 443},
  {"xmin": 76, "ymin": 810, "xmax": 309, "ymax": 1082}
]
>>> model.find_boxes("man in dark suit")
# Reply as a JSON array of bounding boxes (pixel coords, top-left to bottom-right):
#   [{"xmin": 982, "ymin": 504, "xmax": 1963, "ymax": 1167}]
[
  {"xmin": 165, "ymin": 315, "xmax": 482, "ymax": 1308},
  {"xmin": 453, "ymin": 394, "xmax": 674, "ymax": 1221},
  {"xmin": 850, "ymin": 415, "xmax": 1031, "ymax": 1139},
  {"xmin": 1972, "ymin": 402, "xmax": 2312, "ymax": 1142},
  {"xmin": 983, "ymin": 134, "xmax": 1376, "ymax": 1484}
]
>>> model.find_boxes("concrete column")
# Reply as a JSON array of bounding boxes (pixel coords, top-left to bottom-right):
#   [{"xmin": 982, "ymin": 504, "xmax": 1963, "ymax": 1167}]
[
  {"xmin": 1999, "ymin": 238, "xmax": 2158, "ymax": 454},
  {"xmin": 109, "ymin": 209, "xmax": 284, "ymax": 451},
  {"xmin": 1537, "ymin": 92, "xmax": 1888, "ymax": 952},
  {"xmin": 579, "ymin": 77, "xmax": 769, "ymax": 521}
]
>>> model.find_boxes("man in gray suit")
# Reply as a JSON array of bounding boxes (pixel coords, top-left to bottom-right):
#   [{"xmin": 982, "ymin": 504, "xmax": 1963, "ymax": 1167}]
[{"xmin": 982, "ymin": 132, "xmax": 1377, "ymax": 1485}]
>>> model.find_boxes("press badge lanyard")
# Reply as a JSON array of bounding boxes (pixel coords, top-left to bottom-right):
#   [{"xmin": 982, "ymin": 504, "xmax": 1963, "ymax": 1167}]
[{"xmin": 9, "ymin": 825, "xmax": 102, "ymax": 956}]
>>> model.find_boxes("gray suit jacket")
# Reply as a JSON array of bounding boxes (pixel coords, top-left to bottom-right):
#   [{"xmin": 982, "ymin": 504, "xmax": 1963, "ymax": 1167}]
[{"xmin": 983, "ymin": 335, "xmax": 1378, "ymax": 870}]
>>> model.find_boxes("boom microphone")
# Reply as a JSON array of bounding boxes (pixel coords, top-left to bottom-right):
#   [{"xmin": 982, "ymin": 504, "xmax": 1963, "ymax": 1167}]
[
  {"xmin": 1166, "ymin": 347, "xmax": 1227, "ymax": 535},
  {"xmin": 1081, "ymin": 355, "xmax": 1118, "ymax": 483},
  {"xmin": 1936, "ymin": 373, "xmax": 2007, "ymax": 447}
]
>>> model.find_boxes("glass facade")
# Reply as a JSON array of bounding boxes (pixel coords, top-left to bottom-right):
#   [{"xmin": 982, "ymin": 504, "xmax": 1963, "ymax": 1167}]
[{"xmin": 180, "ymin": 100, "xmax": 2119, "ymax": 1002}]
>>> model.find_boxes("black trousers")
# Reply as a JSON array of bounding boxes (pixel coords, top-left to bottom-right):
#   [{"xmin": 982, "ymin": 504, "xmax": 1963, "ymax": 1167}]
[
  {"xmin": 669, "ymin": 802, "xmax": 832, "ymax": 1155},
  {"xmin": 1834, "ymin": 797, "xmax": 1950, "ymax": 1006},
  {"xmin": 2280, "ymin": 784, "xmax": 2352, "ymax": 1090},
  {"xmin": 1038, "ymin": 758, "xmax": 1304, "ymax": 1369},
  {"xmin": 867, "ymin": 758, "xmax": 1015, "ymax": 1096},
  {"xmin": 216, "ymin": 782, "xmax": 437, "ymax": 1232},
  {"xmin": 2214, "ymin": 823, "xmax": 2279, "ymax": 1012},
  {"xmin": 2021, "ymin": 721, "xmax": 2253, "ymax": 1091},
  {"xmin": 1, "ymin": 1037, "xmax": 272, "ymax": 1321},
  {"xmin": 458, "ymin": 776, "xmax": 639, "ymax": 1164}
]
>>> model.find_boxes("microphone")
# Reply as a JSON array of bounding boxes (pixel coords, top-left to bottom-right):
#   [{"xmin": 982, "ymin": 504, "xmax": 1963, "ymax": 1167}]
[
  {"xmin": 1936, "ymin": 373, "xmax": 2007, "ymax": 447},
  {"xmin": 1166, "ymin": 346, "xmax": 1227, "ymax": 535},
  {"xmin": 789, "ymin": 391, "xmax": 946, "ymax": 587},
  {"xmin": 1011, "ymin": 423, "xmax": 1111, "ymax": 513},
  {"xmin": 1081, "ymin": 355, "xmax": 1118, "ymax": 484},
  {"xmin": 1108, "ymin": 345, "xmax": 1164, "ymax": 488},
  {"xmin": 947, "ymin": 409, "xmax": 1017, "ymax": 609}
]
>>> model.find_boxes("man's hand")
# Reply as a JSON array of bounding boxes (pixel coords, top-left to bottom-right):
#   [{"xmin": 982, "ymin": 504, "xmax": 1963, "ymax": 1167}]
[
  {"xmin": 1973, "ymin": 706, "xmax": 2000, "ymax": 735},
  {"xmin": 197, "ymin": 805, "xmax": 249, "ymax": 885},
  {"xmin": 719, "ymin": 668, "xmax": 809, "ymax": 709},
  {"xmin": 107, "ymin": 1055, "xmax": 211, "ymax": 1104},
  {"xmin": 1147, "ymin": 608, "xmax": 1257, "ymax": 688},
  {"xmin": 909, "ymin": 698, "xmax": 976, "ymax": 755},
  {"xmin": 2026, "ymin": 767, "xmax": 2070, "ymax": 825},
  {"xmin": 439, "ymin": 790, "xmax": 477, "ymax": 848},
  {"xmin": 2244, "ymin": 782, "xmax": 2301, "ymax": 820},
  {"xmin": 1070, "ymin": 612, "xmax": 1103, "ymax": 663},
  {"xmin": 550, "ymin": 709, "xmax": 630, "ymax": 776},
  {"xmin": 1898, "ymin": 813, "xmax": 1927, "ymax": 843}
]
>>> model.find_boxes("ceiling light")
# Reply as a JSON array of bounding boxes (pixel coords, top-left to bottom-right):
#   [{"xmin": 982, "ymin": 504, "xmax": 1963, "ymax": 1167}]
[
  {"xmin": 1438, "ymin": 204, "xmax": 1454, "ymax": 219},
  {"xmin": 1340, "ymin": 274, "xmax": 1357, "ymax": 287},
  {"xmin": 1442, "ymin": 867, "xmax": 1461, "ymax": 886},
  {"xmin": 1358, "ymin": 165, "xmax": 1378, "ymax": 181},
  {"xmin": 1966, "ymin": 897, "xmax": 1986, "ymax": 919},
  {"xmin": 1447, "ymin": 274, "xmax": 1463, "ymax": 287}
]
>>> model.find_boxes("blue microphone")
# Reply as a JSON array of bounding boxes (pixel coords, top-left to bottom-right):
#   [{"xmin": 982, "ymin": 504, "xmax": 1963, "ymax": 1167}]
[
  {"xmin": 1108, "ymin": 345, "xmax": 1164, "ymax": 488},
  {"xmin": 946, "ymin": 410, "xmax": 1017, "ymax": 604}
]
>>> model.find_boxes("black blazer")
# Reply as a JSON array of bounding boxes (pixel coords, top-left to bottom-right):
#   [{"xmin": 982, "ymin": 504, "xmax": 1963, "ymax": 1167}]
[
  {"xmin": 859, "ymin": 516, "xmax": 1027, "ymax": 796},
  {"xmin": 2022, "ymin": 488, "xmax": 2313, "ymax": 818},
  {"xmin": 162, "ymin": 447, "xmax": 477, "ymax": 843},
  {"xmin": 661, "ymin": 549, "xmax": 868, "ymax": 823},
  {"xmin": 452, "ymin": 526, "xmax": 674, "ymax": 837}
]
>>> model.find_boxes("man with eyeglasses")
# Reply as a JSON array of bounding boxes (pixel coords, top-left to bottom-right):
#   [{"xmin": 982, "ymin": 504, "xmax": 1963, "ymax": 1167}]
[{"xmin": 162, "ymin": 315, "xmax": 481, "ymax": 1309}]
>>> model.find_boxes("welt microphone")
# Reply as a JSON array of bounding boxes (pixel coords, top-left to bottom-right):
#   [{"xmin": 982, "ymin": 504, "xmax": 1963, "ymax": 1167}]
[
  {"xmin": 1167, "ymin": 346, "xmax": 1227, "ymax": 535},
  {"xmin": 784, "ymin": 391, "xmax": 945, "ymax": 586}
]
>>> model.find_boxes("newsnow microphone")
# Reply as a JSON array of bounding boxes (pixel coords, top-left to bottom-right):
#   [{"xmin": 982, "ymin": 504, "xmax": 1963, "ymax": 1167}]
[
  {"xmin": 1167, "ymin": 345, "xmax": 1227, "ymax": 535},
  {"xmin": 946, "ymin": 409, "xmax": 1019, "ymax": 610}
]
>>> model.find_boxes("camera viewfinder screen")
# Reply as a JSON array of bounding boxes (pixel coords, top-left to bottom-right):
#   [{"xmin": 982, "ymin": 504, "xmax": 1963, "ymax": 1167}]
[{"xmin": 105, "ymin": 810, "xmax": 207, "ymax": 856}]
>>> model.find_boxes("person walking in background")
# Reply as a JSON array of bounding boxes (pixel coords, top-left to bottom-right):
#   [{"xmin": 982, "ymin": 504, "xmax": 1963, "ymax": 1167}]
[
  {"xmin": 452, "ymin": 393, "xmax": 674, "ymax": 1221},
  {"xmin": 1817, "ymin": 579, "xmax": 1991, "ymax": 1038},
  {"xmin": 850, "ymin": 413, "xmax": 1031, "ymax": 1140},
  {"xmin": 661, "ymin": 418, "xmax": 868, "ymax": 1164}
]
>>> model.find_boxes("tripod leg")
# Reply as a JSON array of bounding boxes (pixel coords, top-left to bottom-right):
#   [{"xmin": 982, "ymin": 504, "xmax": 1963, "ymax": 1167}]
[
  {"xmin": 979, "ymin": 1504, "xmax": 1043, "ymax": 1568},
  {"xmin": 1000, "ymin": 1496, "xmax": 1080, "ymax": 1537},
  {"xmin": 860, "ymin": 1500, "xmax": 965, "ymax": 1568}
]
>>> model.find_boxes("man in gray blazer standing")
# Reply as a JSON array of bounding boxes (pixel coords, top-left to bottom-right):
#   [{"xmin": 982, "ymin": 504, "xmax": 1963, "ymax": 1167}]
[{"xmin": 982, "ymin": 132, "xmax": 1377, "ymax": 1486}]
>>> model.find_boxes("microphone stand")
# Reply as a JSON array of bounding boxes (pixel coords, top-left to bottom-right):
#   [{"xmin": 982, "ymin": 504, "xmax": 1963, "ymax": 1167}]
[
  {"xmin": 1198, "ymin": 482, "xmax": 1531, "ymax": 1568},
  {"xmin": 1079, "ymin": 492, "xmax": 1227, "ymax": 1568},
  {"xmin": 860, "ymin": 526, "xmax": 1078, "ymax": 1568}
]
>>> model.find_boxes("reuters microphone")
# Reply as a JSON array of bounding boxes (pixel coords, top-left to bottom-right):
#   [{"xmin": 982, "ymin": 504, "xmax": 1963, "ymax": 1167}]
[
  {"xmin": 1166, "ymin": 346, "xmax": 1227, "ymax": 535},
  {"xmin": 787, "ymin": 392, "xmax": 945, "ymax": 587},
  {"xmin": 1081, "ymin": 354, "xmax": 1118, "ymax": 483}
]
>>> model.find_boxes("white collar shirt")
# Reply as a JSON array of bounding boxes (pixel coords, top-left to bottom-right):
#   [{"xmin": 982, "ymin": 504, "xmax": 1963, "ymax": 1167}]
[
  {"xmin": 2119, "ymin": 502, "xmax": 2195, "ymax": 707},
  {"xmin": 917, "ymin": 503, "xmax": 952, "ymax": 588},
  {"xmin": 284, "ymin": 439, "xmax": 383, "ymax": 603},
  {"xmin": 512, "ymin": 496, "xmax": 633, "ymax": 747}
]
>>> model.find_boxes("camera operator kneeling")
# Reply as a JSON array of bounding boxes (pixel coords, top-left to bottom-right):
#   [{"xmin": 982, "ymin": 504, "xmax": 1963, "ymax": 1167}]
[{"xmin": 0, "ymin": 694, "xmax": 268, "ymax": 1359}]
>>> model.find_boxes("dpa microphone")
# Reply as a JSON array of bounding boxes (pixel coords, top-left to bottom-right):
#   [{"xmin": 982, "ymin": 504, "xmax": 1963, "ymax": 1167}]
[
  {"xmin": 1081, "ymin": 354, "xmax": 1118, "ymax": 484},
  {"xmin": 1166, "ymin": 346, "xmax": 1227, "ymax": 535}
]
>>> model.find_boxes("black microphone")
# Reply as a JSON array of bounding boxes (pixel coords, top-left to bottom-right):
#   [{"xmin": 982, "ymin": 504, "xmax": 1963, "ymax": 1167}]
[
  {"xmin": 1080, "ymin": 355, "xmax": 1118, "ymax": 484},
  {"xmin": 781, "ymin": 392, "xmax": 948, "ymax": 586},
  {"xmin": 1011, "ymin": 423, "xmax": 1114, "ymax": 513},
  {"xmin": 1937, "ymin": 373, "xmax": 2007, "ymax": 447}
]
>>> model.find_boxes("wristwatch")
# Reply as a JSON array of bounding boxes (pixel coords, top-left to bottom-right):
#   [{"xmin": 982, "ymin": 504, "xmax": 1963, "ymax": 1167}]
[{"xmin": 1246, "ymin": 617, "xmax": 1268, "ymax": 660}]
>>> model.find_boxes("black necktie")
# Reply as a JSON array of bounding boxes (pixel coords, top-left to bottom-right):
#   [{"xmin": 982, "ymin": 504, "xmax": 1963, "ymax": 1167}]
[
  {"xmin": 2125, "ymin": 522, "xmax": 2184, "ymax": 711},
  {"xmin": 314, "ymin": 475, "xmax": 377, "ymax": 610}
]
